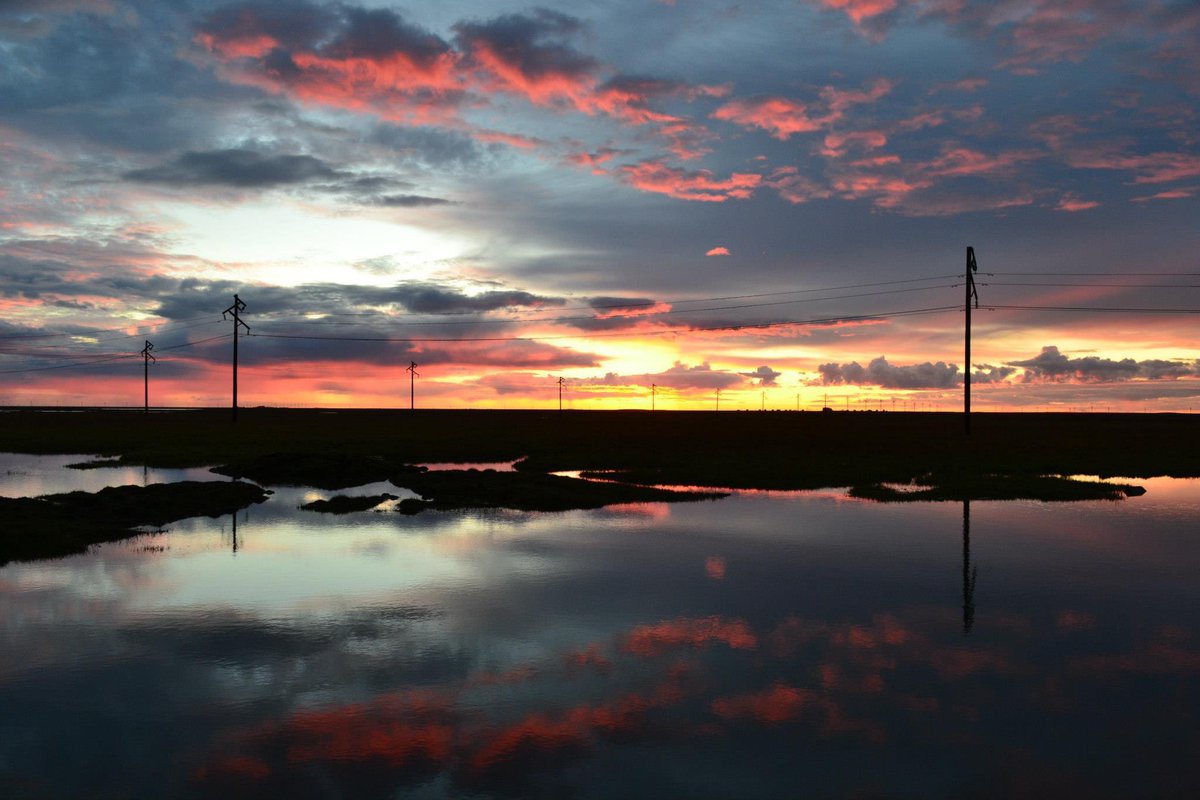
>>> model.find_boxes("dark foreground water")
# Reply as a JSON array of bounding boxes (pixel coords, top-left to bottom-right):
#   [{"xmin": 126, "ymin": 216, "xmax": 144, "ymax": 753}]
[{"xmin": 2, "ymin": 456, "xmax": 1198, "ymax": 798}]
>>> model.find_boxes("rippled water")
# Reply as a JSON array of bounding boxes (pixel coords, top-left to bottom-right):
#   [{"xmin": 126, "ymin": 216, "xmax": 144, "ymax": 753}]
[{"xmin": 2, "ymin": 456, "xmax": 1198, "ymax": 798}]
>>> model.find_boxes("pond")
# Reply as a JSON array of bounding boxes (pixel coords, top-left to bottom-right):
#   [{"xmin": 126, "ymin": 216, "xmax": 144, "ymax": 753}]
[{"xmin": 2, "ymin": 455, "xmax": 1198, "ymax": 798}]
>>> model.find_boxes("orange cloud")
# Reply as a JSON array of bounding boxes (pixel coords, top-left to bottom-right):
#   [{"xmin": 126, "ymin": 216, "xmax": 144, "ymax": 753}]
[{"xmin": 705, "ymin": 246, "xmax": 730, "ymax": 257}]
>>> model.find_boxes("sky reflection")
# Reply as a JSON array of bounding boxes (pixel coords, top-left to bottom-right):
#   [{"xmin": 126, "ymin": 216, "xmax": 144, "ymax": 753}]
[{"xmin": 1, "ymin": 468, "xmax": 1198, "ymax": 797}]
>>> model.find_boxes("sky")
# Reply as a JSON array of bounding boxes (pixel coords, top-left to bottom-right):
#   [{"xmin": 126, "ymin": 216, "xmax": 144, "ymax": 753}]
[{"xmin": 1, "ymin": 0, "xmax": 1198, "ymax": 411}]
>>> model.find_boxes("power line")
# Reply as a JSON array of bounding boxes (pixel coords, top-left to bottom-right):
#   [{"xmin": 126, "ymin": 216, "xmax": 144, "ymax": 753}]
[
  {"xmin": 260, "ymin": 283, "xmax": 962, "ymax": 332},
  {"xmin": 0, "ymin": 319, "xmax": 226, "ymax": 355},
  {"xmin": 0, "ymin": 313, "xmax": 223, "ymax": 342},
  {"xmin": 0, "ymin": 334, "xmax": 231, "ymax": 375},
  {"xmin": 985, "ymin": 271, "xmax": 1200, "ymax": 277},
  {"xmin": 984, "ymin": 282, "xmax": 1200, "ymax": 288},
  {"xmin": 249, "ymin": 305, "xmax": 961, "ymax": 344},
  {"xmin": 985, "ymin": 304, "xmax": 1200, "ymax": 314},
  {"xmin": 248, "ymin": 273, "xmax": 964, "ymax": 323}
]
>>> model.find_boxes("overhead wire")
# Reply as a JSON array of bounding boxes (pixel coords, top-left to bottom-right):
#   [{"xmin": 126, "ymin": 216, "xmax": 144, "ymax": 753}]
[
  {"xmin": 252, "ymin": 273, "xmax": 965, "ymax": 322},
  {"xmin": 0, "ymin": 334, "xmax": 232, "ymax": 375},
  {"xmin": 248, "ymin": 305, "xmax": 962, "ymax": 344},
  {"xmin": 257, "ymin": 283, "xmax": 962, "ymax": 331},
  {"xmin": 0, "ymin": 312, "xmax": 223, "ymax": 342}
]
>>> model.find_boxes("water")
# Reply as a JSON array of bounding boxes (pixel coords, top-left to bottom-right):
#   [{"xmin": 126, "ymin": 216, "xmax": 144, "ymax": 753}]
[{"xmin": 2, "ymin": 456, "xmax": 1198, "ymax": 798}]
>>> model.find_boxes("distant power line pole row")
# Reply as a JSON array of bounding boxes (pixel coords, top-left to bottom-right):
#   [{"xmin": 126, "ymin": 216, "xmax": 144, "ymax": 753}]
[
  {"xmin": 140, "ymin": 340, "xmax": 154, "ymax": 414},
  {"xmin": 223, "ymin": 294, "xmax": 249, "ymax": 423},
  {"xmin": 965, "ymin": 247, "xmax": 979, "ymax": 436},
  {"xmin": 406, "ymin": 361, "xmax": 419, "ymax": 410}
]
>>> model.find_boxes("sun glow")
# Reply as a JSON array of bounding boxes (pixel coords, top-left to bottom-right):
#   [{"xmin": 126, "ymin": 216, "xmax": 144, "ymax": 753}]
[{"xmin": 150, "ymin": 200, "xmax": 471, "ymax": 286}]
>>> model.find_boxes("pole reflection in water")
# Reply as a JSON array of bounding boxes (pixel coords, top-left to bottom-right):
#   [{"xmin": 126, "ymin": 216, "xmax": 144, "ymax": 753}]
[{"xmin": 962, "ymin": 498, "xmax": 977, "ymax": 634}]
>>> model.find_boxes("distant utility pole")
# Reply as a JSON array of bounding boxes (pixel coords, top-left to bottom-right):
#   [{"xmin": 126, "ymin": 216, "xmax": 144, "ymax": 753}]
[
  {"xmin": 965, "ymin": 246, "xmax": 979, "ymax": 435},
  {"xmin": 715, "ymin": 388, "xmax": 721, "ymax": 411},
  {"xmin": 222, "ymin": 294, "xmax": 249, "ymax": 422},
  {"xmin": 558, "ymin": 376, "xmax": 565, "ymax": 412},
  {"xmin": 406, "ymin": 361, "xmax": 419, "ymax": 410},
  {"xmin": 651, "ymin": 383, "xmax": 657, "ymax": 412},
  {"xmin": 761, "ymin": 391, "xmax": 765, "ymax": 411},
  {"xmin": 140, "ymin": 340, "xmax": 155, "ymax": 414}
]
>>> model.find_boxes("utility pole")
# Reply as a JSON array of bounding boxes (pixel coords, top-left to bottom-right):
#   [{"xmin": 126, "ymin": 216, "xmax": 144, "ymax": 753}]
[
  {"xmin": 140, "ymin": 340, "xmax": 155, "ymax": 415},
  {"xmin": 223, "ymin": 294, "xmax": 249, "ymax": 422},
  {"xmin": 651, "ymin": 383, "xmax": 657, "ymax": 412},
  {"xmin": 715, "ymin": 388, "xmax": 721, "ymax": 411},
  {"xmin": 965, "ymin": 247, "xmax": 979, "ymax": 435},
  {"xmin": 761, "ymin": 390, "xmax": 765, "ymax": 411},
  {"xmin": 406, "ymin": 361, "xmax": 419, "ymax": 410},
  {"xmin": 558, "ymin": 376, "xmax": 565, "ymax": 412}
]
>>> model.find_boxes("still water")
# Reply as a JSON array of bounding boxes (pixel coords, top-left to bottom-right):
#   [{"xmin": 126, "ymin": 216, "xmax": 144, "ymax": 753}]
[{"xmin": 2, "ymin": 455, "xmax": 1198, "ymax": 798}]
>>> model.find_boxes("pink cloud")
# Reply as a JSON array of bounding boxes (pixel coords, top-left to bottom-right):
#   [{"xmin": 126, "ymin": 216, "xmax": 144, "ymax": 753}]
[
  {"xmin": 923, "ymin": 146, "xmax": 1039, "ymax": 177},
  {"xmin": 473, "ymin": 130, "xmax": 546, "ymax": 150},
  {"xmin": 765, "ymin": 166, "xmax": 833, "ymax": 205},
  {"xmin": 617, "ymin": 160, "xmax": 761, "ymax": 202},
  {"xmin": 705, "ymin": 246, "xmax": 730, "ymax": 256},
  {"xmin": 820, "ymin": 78, "xmax": 894, "ymax": 116},
  {"xmin": 710, "ymin": 96, "xmax": 823, "ymax": 140},
  {"xmin": 1054, "ymin": 193, "xmax": 1099, "ymax": 212},
  {"xmin": 566, "ymin": 147, "xmax": 625, "ymax": 174},
  {"xmin": 821, "ymin": 130, "xmax": 888, "ymax": 157},
  {"xmin": 1068, "ymin": 150, "xmax": 1200, "ymax": 184},
  {"xmin": 1132, "ymin": 187, "xmax": 1195, "ymax": 202}
]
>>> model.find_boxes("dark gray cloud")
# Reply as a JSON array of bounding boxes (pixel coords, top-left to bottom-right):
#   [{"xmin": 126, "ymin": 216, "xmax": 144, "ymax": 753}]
[
  {"xmin": 123, "ymin": 149, "xmax": 342, "ymax": 188},
  {"xmin": 739, "ymin": 365, "xmax": 781, "ymax": 386},
  {"xmin": 1007, "ymin": 346, "xmax": 1200, "ymax": 382},
  {"xmin": 374, "ymin": 194, "xmax": 453, "ymax": 208},
  {"xmin": 122, "ymin": 148, "xmax": 454, "ymax": 206},
  {"xmin": 454, "ymin": 9, "xmax": 594, "ymax": 81},
  {"xmin": 818, "ymin": 356, "xmax": 962, "ymax": 389},
  {"xmin": 324, "ymin": 6, "xmax": 451, "ymax": 65},
  {"xmin": 195, "ymin": 1, "xmax": 336, "ymax": 52}
]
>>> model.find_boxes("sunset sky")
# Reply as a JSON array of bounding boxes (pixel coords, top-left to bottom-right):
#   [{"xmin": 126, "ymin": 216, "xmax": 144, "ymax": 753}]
[{"xmin": 1, "ymin": 0, "xmax": 1198, "ymax": 410}]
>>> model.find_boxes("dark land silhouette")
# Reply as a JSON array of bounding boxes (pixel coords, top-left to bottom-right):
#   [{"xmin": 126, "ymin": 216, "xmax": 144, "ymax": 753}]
[{"xmin": 2, "ymin": 408, "xmax": 1196, "ymax": 563}]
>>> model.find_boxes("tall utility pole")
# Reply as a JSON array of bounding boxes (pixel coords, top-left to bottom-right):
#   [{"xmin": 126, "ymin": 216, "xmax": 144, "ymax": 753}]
[
  {"xmin": 406, "ymin": 361, "xmax": 419, "ymax": 410},
  {"xmin": 558, "ymin": 376, "xmax": 565, "ymax": 412},
  {"xmin": 651, "ymin": 383, "xmax": 657, "ymax": 412},
  {"xmin": 140, "ymin": 340, "xmax": 155, "ymax": 414},
  {"xmin": 223, "ymin": 294, "xmax": 249, "ymax": 422},
  {"xmin": 715, "ymin": 388, "xmax": 721, "ymax": 411},
  {"xmin": 964, "ymin": 247, "xmax": 979, "ymax": 435}
]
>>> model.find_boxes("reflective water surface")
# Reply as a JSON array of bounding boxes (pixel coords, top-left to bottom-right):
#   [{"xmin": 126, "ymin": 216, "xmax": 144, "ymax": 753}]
[{"xmin": 2, "ymin": 456, "xmax": 1199, "ymax": 798}]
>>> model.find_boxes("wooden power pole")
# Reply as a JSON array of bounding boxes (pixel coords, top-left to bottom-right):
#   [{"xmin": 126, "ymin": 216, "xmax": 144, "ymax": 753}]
[
  {"xmin": 222, "ymin": 294, "xmax": 249, "ymax": 422},
  {"xmin": 964, "ymin": 247, "xmax": 979, "ymax": 435},
  {"xmin": 140, "ymin": 340, "xmax": 154, "ymax": 414}
]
